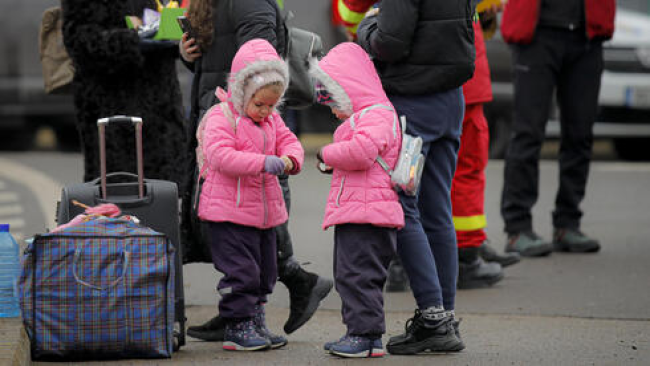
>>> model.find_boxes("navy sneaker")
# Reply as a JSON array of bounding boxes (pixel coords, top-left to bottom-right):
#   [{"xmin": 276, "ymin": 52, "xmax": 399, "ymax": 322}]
[
  {"xmin": 329, "ymin": 335, "xmax": 385, "ymax": 358},
  {"xmin": 324, "ymin": 335, "xmax": 346, "ymax": 352},
  {"xmin": 223, "ymin": 318, "xmax": 271, "ymax": 351},
  {"xmin": 254, "ymin": 305, "xmax": 288, "ymax": 349}
]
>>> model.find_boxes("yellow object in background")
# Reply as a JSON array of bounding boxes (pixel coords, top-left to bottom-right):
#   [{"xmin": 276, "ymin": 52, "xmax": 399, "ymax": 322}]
[
  {"xmin": 155, "ymin": 0, "xmax": 179, "ymax": 12},
  {"xmin": 476, "ymin": 0, "xmax": 503, "ymax": 13}
]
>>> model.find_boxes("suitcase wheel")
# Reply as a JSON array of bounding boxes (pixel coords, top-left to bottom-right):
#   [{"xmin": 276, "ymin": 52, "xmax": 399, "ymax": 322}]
[{"xmin": 173, "ymin": 331, "xmax": 182, "ymax": 352}]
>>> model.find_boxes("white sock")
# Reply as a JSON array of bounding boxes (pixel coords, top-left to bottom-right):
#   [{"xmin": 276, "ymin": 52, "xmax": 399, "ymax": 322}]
[{"xmin": 421, "ymin": 306, "xmax": 447, "ymax": 321}]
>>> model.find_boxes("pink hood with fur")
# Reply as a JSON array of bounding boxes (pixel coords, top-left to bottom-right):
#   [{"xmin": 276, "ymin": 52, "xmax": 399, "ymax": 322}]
[
  {"xmin": 310, "ymin": 42, "xmax": 404, "ymax": 229},
  {"xmin": 198, "ymin": 39, "xmax": 303, "ymax": 229}
]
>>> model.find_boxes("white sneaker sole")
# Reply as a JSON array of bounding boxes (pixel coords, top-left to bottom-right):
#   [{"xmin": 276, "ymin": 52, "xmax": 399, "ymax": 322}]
[
  {"xmin": 331, "ymin": 347, "xmax": 385, "ymax": 358},
  {"xmin": 223, "ymin": 341, "xmax": 269, "ymax": 351}
]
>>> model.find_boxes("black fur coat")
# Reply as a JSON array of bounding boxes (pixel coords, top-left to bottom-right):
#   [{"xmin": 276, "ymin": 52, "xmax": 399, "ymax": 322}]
[{"xmin": 62, "ymin": 0, "xmax": 187, "ymax": 190}]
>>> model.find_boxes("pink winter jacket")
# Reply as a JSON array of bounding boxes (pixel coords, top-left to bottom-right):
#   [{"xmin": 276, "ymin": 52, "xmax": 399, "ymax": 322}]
[
  {"xmin": 198, "ymin": 40, "xmax": 304, "ymax": 229},
  {"xmin": 311, "ymin": 42, "xmax": 404, "ymax": 230}
]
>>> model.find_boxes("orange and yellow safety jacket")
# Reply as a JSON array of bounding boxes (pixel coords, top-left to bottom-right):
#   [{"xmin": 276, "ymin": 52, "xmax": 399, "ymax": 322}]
[{"xmin": 331, "ymin": 0, "xmax": 377, "ymax": 38}]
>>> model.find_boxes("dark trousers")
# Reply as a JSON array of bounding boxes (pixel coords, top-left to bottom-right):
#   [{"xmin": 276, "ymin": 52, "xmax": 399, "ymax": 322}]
[
  {"xmin": 501, "ymin": 27, "xmax": 603, "ymax": 234},
  {"xmin": 275, "ymin": 175, "xmax": 294, "ymax": 266},
  {"xmin": 208, "ymin": 222, "xmax": 277, "ymax": 319},
  {"xmin": 389, "ymin": 88, "xmax": 464, "ymax": 311},
  {"xmin": 334, "ymin": 224, "xmax": 396, "ymax": 336}
]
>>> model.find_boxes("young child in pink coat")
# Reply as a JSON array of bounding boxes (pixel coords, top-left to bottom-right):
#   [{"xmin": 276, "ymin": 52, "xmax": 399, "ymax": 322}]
[
  {"xmin": 198, "ymin": 39, "xmax": 304, "ymax": 352},
  {"xmin": 310, "ymin": 42, "xmax": 404, "ymax": 358}
]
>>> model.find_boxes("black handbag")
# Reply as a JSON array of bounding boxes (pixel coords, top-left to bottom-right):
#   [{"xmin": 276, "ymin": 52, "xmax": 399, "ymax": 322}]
[{"xmin": 283, "ymin": 23, "xmax": 324, "ymax": 109}]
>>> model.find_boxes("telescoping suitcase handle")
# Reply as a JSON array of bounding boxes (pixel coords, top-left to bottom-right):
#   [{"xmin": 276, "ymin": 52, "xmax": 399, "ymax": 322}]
[{"xmin": 97, "ymin": 116, "xmax": 144, "ymax": 199}]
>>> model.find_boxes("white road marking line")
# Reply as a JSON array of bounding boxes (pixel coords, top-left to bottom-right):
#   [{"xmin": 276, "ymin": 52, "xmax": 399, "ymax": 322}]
[
  {"xmin": 0, "ymin": 158, "xmax": 62, "ymax": 230},
  {"xmin": 0, "ymin": 192, "xmax": 19, "ymax": 203},
  {"xmin": 0, "ymin": 204, "xmax": 23, "ymax": 216}
]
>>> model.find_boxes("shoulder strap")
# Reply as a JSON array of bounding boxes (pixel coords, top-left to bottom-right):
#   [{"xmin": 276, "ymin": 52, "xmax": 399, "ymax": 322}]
[
  {"xmin": 348, "ymin": 104, "xmax": 400, "ymax": 176},
  {"xmin": 349, "ymin": 104, "xmax": 398, "ymax": 139},
  {"xmin": 219, "ymin": 102, "xmax": 240, "ymax": 132}
]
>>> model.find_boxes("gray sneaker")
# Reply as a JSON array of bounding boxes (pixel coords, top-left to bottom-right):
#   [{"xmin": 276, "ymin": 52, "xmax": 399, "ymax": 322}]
[
  {"xmin": 506, "ymin": 231, "xmax": 553, "ymax": 257},
  {"xmin": 553, "ymin": 228, "xmax": 600, "ymax": 253}
]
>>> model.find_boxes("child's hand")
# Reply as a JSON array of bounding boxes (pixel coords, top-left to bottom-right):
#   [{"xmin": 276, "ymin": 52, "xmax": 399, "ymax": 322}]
[
  {"xmin": 316, "ymin": 161, "xmax": 333, "ymax": 174},
  {"xmin": 316, "ymin": 149, "xmax": 333, "ymax": 174},
  {"xmin": 264, "ymin": 156, "xmax": 286, "ymax": 175},
  {"xmin": 280, "ymin": 156, "xmax": 294, "ymax": 173}
]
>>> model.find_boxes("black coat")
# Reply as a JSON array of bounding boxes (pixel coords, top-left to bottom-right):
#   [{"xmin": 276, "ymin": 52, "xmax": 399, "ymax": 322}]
[
  {"xmin": 186, "ymin": 0, "xmax": 287, "ymax": 131},
  {"xmin": 180, "ymin": 0, "xmax": 286, "ymax": 263},
  {"xmin": 357, "ymin": 0, "xmax": 476, "ymax": 95},
  {"xmin": 62, "ymin": 0, "xmax": 187, "ymax": 188}
]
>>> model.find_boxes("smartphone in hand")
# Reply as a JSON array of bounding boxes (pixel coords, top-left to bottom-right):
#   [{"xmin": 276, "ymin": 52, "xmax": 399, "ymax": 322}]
[{"xmin": 177, "ymin": 15, "xmax": 197, "ymax": 40}]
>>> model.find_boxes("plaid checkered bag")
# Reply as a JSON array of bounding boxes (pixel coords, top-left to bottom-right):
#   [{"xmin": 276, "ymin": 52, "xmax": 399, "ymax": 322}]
[{"xmin": 19, "ymin": 216, "xmax": 175, "ymax": 360}]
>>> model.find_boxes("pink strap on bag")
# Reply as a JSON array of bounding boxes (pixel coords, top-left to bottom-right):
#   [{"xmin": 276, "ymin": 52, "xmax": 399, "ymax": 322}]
[{"xmin": 195, "ymin": 88, "xmax": 237, "ymax": 179}]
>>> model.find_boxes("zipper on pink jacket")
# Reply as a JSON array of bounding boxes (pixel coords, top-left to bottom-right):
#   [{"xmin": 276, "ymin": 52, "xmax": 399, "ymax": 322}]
[
  {"xmin": 336, "ymin": 177, "xmax": 345, "ymax": 207},
  {"xmin": 259, "ymin": 124, "xmax": 268, "ymax": 226}
]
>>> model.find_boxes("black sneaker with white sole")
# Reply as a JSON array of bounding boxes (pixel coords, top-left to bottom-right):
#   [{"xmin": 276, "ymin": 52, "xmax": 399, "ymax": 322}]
[{"xmin": 386, "ymin": 310, "xmax": 463, "ymax": 355}]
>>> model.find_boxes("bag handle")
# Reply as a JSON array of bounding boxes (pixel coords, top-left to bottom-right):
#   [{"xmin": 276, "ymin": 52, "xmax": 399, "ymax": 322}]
[
  {"xmin": 72, "ymin": 241, "xmax": 130, "ymax": 291},
  {"xmin": 97, "ymin": 116, "xmax": 145, "ymax": 199}
]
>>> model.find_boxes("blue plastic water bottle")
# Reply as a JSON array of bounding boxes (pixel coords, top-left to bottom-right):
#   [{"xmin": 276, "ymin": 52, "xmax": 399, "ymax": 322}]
[{"xmin": 0, "ymin": 224, "xmax": 21, "ymax": 318}]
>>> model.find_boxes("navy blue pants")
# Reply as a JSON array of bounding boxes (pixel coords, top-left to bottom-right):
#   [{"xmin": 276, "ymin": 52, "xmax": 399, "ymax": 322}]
[
  {"xmin": 208, "ymin": 222, "xmax": 277, "ymax": 319},
  {"xmin": 389, "ymin": 88, "xmax": 464, "ymax": 311},
  {"xmin": 334, "ymin": 224, "xmax": 396, "ymax": 336}
]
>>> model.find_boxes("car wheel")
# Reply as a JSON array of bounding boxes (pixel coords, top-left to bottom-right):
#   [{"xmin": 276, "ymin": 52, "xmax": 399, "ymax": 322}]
[{"xmin": 613, "ymin": 138, "xmax": 650, "ymax": 161}]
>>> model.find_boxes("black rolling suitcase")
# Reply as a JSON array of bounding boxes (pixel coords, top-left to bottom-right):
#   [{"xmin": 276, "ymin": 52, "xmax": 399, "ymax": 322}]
[{"xmin": 55, "ymin": 116, "xmax": 186, "ymax": 351}]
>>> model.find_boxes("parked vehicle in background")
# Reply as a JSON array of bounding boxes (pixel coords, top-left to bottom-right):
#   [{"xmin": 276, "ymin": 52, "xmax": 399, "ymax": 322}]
[
  {"xmin": 484, "ymin": 0, "xmax": 650, "ymax": 160},
  {"xmin": 0, "ymin": 0, "xmax": 77, "ymax": 150},
  {"xmin": 6, "ymin": 1, "xmax": 650, "ymax": 159}
]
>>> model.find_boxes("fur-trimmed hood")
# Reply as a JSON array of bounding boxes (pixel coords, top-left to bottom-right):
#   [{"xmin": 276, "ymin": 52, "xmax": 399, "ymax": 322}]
[
  {"xmin": 309, "ymin": 42, "xmax": 390, "ymax": 115},
  {"xmin": 227, "ymin": 39, "xmax": 290, "ymax": 115}
]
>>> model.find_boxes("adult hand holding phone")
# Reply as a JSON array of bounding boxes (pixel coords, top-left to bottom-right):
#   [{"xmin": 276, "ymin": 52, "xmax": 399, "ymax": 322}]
[{"xmin": 179, "ymin": 32, "xmax": 202, "ymax": 62}]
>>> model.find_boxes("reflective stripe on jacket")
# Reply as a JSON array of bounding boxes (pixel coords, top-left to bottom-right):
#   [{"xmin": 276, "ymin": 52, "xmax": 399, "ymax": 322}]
[{"xmin": 332, "ymin": 0, "xmax": 376, "ymax": 36}]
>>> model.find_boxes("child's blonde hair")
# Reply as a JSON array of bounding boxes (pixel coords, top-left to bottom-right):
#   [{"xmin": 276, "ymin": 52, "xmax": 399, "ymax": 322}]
[{"xmin": 255, "ymin": 81, "xmax": 284, "ymax": 98}]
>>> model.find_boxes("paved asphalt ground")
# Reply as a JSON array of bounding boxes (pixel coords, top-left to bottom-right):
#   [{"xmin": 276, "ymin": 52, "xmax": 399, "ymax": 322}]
[{"xmin": 0, "ymin": 148, "xmax": 649, "ymax": 365}]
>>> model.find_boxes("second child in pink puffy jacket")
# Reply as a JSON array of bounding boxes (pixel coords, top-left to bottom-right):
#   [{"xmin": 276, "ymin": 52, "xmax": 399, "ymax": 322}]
[
  {"xmin": 309, "ymin": 42, "xmax": 404, "ymax": 358},
  {"xmin": 198, "ymin": 39, "xmax": 304, "ymax": 352}
]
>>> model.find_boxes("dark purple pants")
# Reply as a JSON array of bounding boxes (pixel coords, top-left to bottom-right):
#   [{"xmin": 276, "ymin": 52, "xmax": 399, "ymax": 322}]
[
  {"xmin": 208, "ymin": 222, "xmax": 277, "ymax": 319},
  {"xmin": 334, "ymin": 224, "xmax": 396, "ymax": 336}
]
